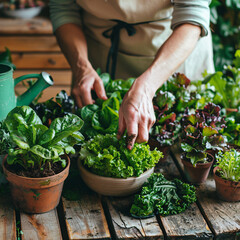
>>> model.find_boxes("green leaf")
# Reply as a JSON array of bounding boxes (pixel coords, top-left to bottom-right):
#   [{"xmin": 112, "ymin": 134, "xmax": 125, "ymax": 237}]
[
  {"xmin": 5, "ymin": 106, "xmax": 42, "ymax": 132},
  {"xmin": 30, "ymin": 145, "xmax": 59, "ymax": 159},
  {"xmin": 181, "ymin": 143, "xmax": 193, "ymax": 152},
  {"xmin": 202, "ymin": 126, "xmax": 218, "ymax": 137},
  {"xmin": 38, "ymin": 128, "xmax": 55, "ymax": 145}
]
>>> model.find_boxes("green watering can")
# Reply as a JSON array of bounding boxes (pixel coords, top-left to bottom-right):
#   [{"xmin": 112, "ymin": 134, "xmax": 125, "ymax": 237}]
[{"xmin": 0, "ymin": 64, "xmax": 54, "ymax": 121}]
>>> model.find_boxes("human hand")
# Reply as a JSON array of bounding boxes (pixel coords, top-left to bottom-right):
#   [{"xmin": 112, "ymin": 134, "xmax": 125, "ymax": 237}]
[
  {"xmin": 71, "ymin": 65, "xmax": 107, "ymax": 108},
  {"xmin": 117, "ymin": 81, "xmax": 156, "ymax": 150}
]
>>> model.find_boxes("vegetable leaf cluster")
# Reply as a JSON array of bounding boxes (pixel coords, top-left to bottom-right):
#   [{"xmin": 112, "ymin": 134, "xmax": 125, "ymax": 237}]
[
  {"xmin": 130, "ymin": 173, "xmax": 196, "ymax": 217},
  {"xmin": 181, "ymin": 103, "xmax": 226, "ymax": 166},
  {"xmin": 79, "ymin": 134, "xmax": 163, "ymax": 178},
  {"xmin": 5, "ymin": 106, "xmax": 84, "ymax": 171},
  {"xmin": 216, "ymin": 148, "xmax": 240, "ymax": 182}
]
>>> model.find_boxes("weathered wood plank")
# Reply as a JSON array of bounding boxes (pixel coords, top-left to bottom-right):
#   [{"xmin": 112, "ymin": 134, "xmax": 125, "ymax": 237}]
[
  {"xmin": 62, "ymin": 196, "xmax": 110, "ymax": 240},
  {"xmin": 197, "ymin": 179, "xmax": 240, "ymax": 240},
  {"xmin": 105, "ymin": 196, "xmax": 163, "ymax": 240},
  {"xmin": 156, "ymin": 151, "xmax": 213, "ymax": 239},
  {"xmin": 0, "ymin": 17, "xmax": 52, "ymax": 35},
  {"xmin": 0, "ymin": 193, "xmax": 16, "ymax": 240},
  {"xmin": 11, "ymin": 53, "xmax": 70, "ymax": 69},
  {"xmin": 172, "ymin": 147, "xmax": 240, "ymax": 239},
  {"xmin": 0, "ymin": 36, "xmax": 60, "ymax": 52},
  {"xmin": 14, "ymin": 70, "xmax": 72, "ymax": 86},
  {"xmin": 21, "ymin": 209, "xmax": 62, "ymax": 240},
  {"xmin": 15, "ymin": 85, "xmax": 71, "ymax": 102}
]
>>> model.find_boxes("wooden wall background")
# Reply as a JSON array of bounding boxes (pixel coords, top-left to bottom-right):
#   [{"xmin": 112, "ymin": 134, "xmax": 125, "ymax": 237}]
[{"xmin": 0, "ymin": 16, "xmax": 71, "ymax": 102}]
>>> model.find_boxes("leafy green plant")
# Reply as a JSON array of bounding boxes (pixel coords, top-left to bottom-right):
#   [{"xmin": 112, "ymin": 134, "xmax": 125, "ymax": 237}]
[
  {"xmin": 202, "ymin": 50, "xmax": 240, "ymax": 109},
  {"xmin": 79, "ymin": 134, "xmax": 163, "ymax": 178},
  {"xmin": 181, "ymin": 103, "xmax": 226, "ymax": 166},
  {"xmin": 31, "ymin": 90, "xmax": 75, "ymax": 126},
  {"xmin": 210, "ymin": 0, "xmax": 240, "ymax": 70},
  {"xmin": 215, "ymin": 149, "xmax": 240, "ymax": 182},
  {"xmin": 4, "ymin": 106, "xmax": 83, "ymax": 174},
  {"xmin": 130, "ymin": 173, "xmax": 196, "ymax": 217},
  {"xmin": 0, "ymin": 121, "xmax": 15, "ymax": 156},
  {"xmin": 77, "ymin": 96, "xmax": 120, "ymax": 139},
  {"xmin": 0, "ymin": 47, "xmax": 15, "ymax": 69},
  {"xmin": 150, "ymin": 90, "xmax": 180, "ymax": 146}
]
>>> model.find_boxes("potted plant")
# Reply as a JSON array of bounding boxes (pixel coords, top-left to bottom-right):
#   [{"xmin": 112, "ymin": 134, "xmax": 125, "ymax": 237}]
[
  {"xmin": 149, "ymin": 90, "xmax": 180, "ymax": 160},
  {"xmin": 213, "ymin": 149, "xmax": 240, "ymax": 201},
  {"xmin": 180, "ymin": 103, "xmax": 226, "ymax": 184},
  {"xmin": 78, "ymin": 134, "xmax": 163, "ymax": 196},
  {"xmin": 2, "ymin": 106, "xmax": 83, "ymax": 213}
]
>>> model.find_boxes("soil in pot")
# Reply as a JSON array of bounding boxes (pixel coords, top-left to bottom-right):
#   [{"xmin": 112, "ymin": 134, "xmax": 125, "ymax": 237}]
[
  {"xmin": 213, "ymin": 167, "xmax": 240, "ymax": 202},
  {"xmin": 2, "ymin": 155, "xmax": 70, "ymax": 214},
  {"xmin": 181, "ymin": 154, "xmax": 214, "ymax": 185}
]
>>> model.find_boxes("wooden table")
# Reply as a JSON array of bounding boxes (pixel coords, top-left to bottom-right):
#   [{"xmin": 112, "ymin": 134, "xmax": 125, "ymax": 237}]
[
  {"xmin": 1, "ymin": 146, "xmax": 240, "ymax": 240},
  {"xmin": 0, "ymin": 17, "xmax": 71, "ymax": 102}
]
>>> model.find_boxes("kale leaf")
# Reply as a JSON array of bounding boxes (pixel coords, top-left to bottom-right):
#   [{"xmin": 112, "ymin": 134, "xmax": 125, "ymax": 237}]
[{"xmin": 130, "ymin": 173, "xmax": 196, "ymax": 217}]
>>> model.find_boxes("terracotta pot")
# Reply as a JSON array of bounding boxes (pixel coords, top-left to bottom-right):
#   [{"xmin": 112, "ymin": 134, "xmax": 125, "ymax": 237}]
[
  {"xmin": 78, "ymin": 160, "xmax": 154, "ymax": 197},
  {"xmin": 213, "ymin": 167, "xmax": 240, "ymax": 202},
  {"xmin": 2, "ymin": 154, "xmax": 70, "ymax": 214},
  {"xmin": 225, "ymin": 108, "xmax": 238, "ymax": 115},
  {"xmin": 181, "ymin": 154, "xmax": 213, "ymax": 185},
  {"xmin": 147, "ymin": 138, "xmax": 169, "ymax": 161}
]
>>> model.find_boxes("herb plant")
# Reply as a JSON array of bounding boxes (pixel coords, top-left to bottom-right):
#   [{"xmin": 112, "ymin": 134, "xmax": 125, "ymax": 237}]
[
  {"xmin": 4, "ymin": 106, "xmax": 83, "ymax": 174},
  {"xmin": 181, "ymin": 103, "xmax": 226, "ymax": 166},
  {"xmin": 0, "ymin": 121, "xmax": 14, "ymax": 156},
  {"xmin": 79, "ymin": 134, "xmax": 163, "ymax": 178},
  {"xmin": 130, "ymin": 173, "xmax": 196, "ymax": 217},
  {"xmin": 215, "ymin": 149, "xmax": 240, "ymax": 182}
]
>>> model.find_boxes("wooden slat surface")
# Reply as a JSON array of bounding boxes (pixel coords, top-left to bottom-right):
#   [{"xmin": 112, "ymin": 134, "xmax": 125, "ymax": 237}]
[
  {"xmin": 105, "ymin": 196, "xmax": 164, "ymax": 239},
  {"xmin": 198, "ymin": 179, "xmax": 240, "ymax": 239},
  {"xmin": 20, "ymin": 209, "xmax": 62, "ymax": 240},
  {"xmin": 14, "ymin": 70, "xmax": 72, "ymax": 86},
  {"xmin": 0, "ymin": 17, "xmax": 52, "ymax": 35},
  {"xmin": 0, "ymin": 36, "xmax": 60, "ymax": 52},
  {"xmin": 172, "ymin": 147, "xmax": 240, "ymax": 239},
  {"xmin": 15, "ymin": 86, "xmax": 71, "ymax": 102},
  {"xmin": 62, "ymin": 191, "xmax": 111, "ymax": 239},
  {"xmin": 11, "ymin": 53, "xmax": 70, "ymax": 69},
  {"xmin": 0, "ymin": 194, "xmax": 16, "ymax": 240},
  {"xmin": 157, "ymin": 154, "xmax": 213, "ymax": 239}
]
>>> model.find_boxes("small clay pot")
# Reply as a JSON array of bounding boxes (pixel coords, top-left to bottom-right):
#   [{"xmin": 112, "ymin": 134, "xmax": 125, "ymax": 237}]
[
  {"xmin": 148, "ymin": 138, "xmax": 169, "ymax": 161},
  {"xmin": 181, "ymin": 154, "xmax": 213, "ymax": 185},
  {"xmin": 213, "ymin": 167, "xmax": 240, "ymax": 202},
  {"xmin": 2, "ymin": 154, "xmax": 70, "ymax": 214},
  {"xmin": 225, "ymin": 108, "xmax": 238, "ymax": 115}
]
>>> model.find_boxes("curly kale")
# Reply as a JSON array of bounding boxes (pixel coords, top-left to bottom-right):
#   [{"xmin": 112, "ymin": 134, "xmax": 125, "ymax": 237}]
[{"xmin": 130, "ymin": 173, "xmax": 196, "ymax": 217}]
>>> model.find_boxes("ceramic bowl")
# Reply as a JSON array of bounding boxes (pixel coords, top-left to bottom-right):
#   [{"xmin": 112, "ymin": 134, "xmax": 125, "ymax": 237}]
[
  {"xmin": 3, "ymin": 6, "xmax": 43, "ymax": 19},
  {"xmin": 78, "ymin": 160, "xmax": 154, "ymax": 197}
]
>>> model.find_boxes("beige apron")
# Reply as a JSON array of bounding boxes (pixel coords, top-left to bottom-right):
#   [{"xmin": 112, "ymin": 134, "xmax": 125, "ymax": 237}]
[{"xmin": 77, "ymin": 0, "xmax": 214, "ymax": 81}]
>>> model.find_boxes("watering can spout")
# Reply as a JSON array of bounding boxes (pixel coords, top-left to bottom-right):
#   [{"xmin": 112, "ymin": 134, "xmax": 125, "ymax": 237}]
[{"xmin": 16, "ymin": 72, "xmax": 54, "ymax": 106}]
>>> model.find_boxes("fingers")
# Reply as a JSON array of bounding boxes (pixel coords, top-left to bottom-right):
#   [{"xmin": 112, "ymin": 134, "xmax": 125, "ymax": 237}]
[
  {"xmin": 94, "ymin": 78, "xmax": 108, "ymax": 100},
  {"xmin": 117, "ymin": 108, "xmax": 126, "ymax": 139}
]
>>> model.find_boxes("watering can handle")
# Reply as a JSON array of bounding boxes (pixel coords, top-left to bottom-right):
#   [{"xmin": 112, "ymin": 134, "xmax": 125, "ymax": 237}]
[{"xmin": 14, "ymin": 74, "xmax": 40, "ymax": 86}]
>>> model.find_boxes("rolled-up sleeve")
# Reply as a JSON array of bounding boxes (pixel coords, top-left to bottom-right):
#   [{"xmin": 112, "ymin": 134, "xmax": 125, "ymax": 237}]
[
  {"xmin": 49, "ymin": 0, "xmax": 82, "ymax": 33},
  {"xmin": 171, "ymin": 0, "xmax": 211, "ymax": 37}
]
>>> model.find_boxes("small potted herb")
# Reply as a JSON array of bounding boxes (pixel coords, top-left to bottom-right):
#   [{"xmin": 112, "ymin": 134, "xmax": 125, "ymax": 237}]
[
  {"xmin": 150, "ymin": 90, "xmax": 180, "ymax": 160},
  {"xmin": 180, "ymin": 103, "xmax": 226, "ymax": 184},
  {"xmin": 2, "ymin": 106, "xmax": 83, "ymax": 213},
  {"xmin": 213, "ymin": 149, "xmax": 240, "ymax": 202},
  {"xmin": 78, "ymin": 134, "xmax": 163, "ymax": 196}
]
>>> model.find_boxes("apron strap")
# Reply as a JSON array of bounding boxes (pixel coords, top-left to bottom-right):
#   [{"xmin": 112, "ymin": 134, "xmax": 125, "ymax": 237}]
[{"xmin": 102, "ymin": 17, "xmax": 171, "ymax": 79}]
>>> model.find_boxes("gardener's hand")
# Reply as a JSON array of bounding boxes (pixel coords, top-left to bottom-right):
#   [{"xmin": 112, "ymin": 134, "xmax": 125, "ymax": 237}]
[
  {"xmin": 117, "ymin": 79, "xmax": 156, "ymax": 150},
  {"xmin": 71, "ymin": 65, "xmax": 107, "ymax": 108}
]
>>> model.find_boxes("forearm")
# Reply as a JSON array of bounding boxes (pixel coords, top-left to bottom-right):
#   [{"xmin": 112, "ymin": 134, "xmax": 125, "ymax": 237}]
[
  {"xmin": 55, "ymin": 23, "xmax": 91, "ymax": 77},
  {"xmin": 133, "ymin": 23, "xmax": 201, "ymax": 98}
]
